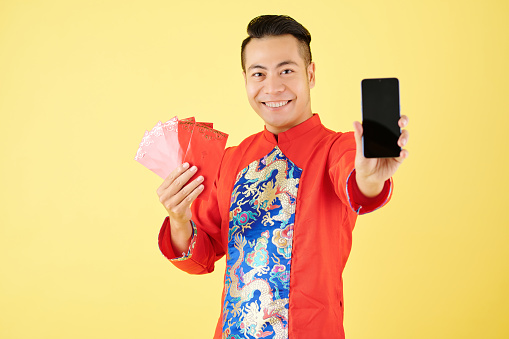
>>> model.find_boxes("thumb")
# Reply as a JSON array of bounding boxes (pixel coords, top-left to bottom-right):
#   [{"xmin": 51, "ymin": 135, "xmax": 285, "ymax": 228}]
[{"xmin": 353, "ymin": 121, "xmax": 363, "ymax": 158}]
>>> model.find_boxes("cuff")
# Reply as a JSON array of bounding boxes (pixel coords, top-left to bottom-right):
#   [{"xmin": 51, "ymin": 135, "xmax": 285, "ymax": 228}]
[
  {"xmin": 158, "ymin": 217, "xmax": 198, "ymax": 262},
  {"xmin": 170, "ymin": 221, "xmax": 198, "ymax": 262},
  {"xmin": 346, "ymin": 169, "xmax": 393, "ymax": 215}
]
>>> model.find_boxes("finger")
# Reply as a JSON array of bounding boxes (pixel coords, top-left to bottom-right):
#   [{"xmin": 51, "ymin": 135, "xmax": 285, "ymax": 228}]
[
  {"xmin": 171, "ymin": 183, "xmax": 205, "ymax": 216},
  {"xmin": 163, "ymin": 165, "xmax": 198, "ymax": 198},
  {"xmin": 352, "ymin": 121, "xmax": 364, "ymax": 158},
  {"xmin": 161, "ymin": 173, "xmax": 203, "ymax": 208},
  {"xmin": 398, "ymin": 129, "xmax": 410, "ymax": 147},
  {"xmin": 159, "ymin": 162, "xmax": 190, "ymax": 192},
  {"xmin": 171, "ymin": 165, "xmax": 199, "ymax": 195},
  {"xmin": 398, "ymin": 149, "xmax": 409, "ymax": 160},
  {"xmin": 172, "ymin": 175, "xmax": 204, "ymax": 206},
  {"xmin": 180, "ymin": 182, "xmax": 205, "ymax": 206},
  {"xmin": 398, "ymin": 115, "xmax": 409, "ymax": 128}
]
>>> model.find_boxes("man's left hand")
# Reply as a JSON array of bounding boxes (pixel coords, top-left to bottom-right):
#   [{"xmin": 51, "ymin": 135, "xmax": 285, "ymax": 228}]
[{"xmin": 353, "ymin": 115, "xmax": 409, "ymax": 197}]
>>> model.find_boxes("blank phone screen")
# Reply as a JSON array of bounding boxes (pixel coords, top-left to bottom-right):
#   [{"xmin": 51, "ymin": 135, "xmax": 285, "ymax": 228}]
[{"xmin": 361, "ymin": 78, "xmax": 401, "ymax": 158}]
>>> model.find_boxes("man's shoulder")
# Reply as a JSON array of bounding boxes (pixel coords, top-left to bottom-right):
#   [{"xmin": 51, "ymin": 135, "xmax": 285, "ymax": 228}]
[
  {"xmin": 310, "ymin": 124, "xmax": 356, "ymax": 163},
  {"xmin": 312, "ymin": 123, "xmax": 355, "ymax": 148}
]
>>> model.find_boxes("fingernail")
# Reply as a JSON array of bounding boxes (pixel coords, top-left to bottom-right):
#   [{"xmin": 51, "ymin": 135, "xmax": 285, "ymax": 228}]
[
  {"xmin": 196, "ymin": 176, "xmax": 204, "ymax": 182},
  {"xmin": 190, "ymin": 166, "xmax": 197, "ymax": 172},
  {"xmin": 183, "ymin": 162, "xmax": 189, "ymax": 169}
]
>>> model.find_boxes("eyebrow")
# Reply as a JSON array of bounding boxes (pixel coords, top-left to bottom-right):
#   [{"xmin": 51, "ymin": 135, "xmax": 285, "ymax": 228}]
[{"xmin": 247, "ymin": 60, "xmax": 298, "ymax": 71}]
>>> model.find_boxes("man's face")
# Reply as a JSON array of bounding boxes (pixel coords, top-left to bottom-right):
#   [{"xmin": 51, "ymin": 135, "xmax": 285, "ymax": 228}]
[{"xmin": 243, "ymin": 34, "xmax": 315, "ymax": 135}]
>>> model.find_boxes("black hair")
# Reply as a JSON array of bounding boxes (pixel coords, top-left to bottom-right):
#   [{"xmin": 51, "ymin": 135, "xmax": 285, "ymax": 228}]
[{"xmin": 241, "ymin": 15, "xmax": 312, "ymax": 71}]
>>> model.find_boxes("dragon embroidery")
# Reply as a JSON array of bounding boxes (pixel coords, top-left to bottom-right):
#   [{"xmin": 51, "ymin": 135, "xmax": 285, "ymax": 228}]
[{"xmin": 223, "ymin": 147, "xmax": 302, "ymax": 338}]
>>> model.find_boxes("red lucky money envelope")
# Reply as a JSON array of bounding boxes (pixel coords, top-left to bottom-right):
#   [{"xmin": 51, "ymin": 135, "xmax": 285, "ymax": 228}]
[
  {"xmin": 135, "ymin": 116, "xmax": 228, "ymax": 200},
  {"xmin": 183, "ymin": 123, "xmax": 228, "ymax": 200}
]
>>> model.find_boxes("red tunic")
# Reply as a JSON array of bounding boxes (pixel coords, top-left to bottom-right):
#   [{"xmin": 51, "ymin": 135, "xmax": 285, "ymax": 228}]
[{"xmin": 159, "ymin": 114, "xmax": 392, "ymax": 338}]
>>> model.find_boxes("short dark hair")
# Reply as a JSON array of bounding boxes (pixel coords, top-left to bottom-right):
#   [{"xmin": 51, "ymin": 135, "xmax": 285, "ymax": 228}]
[{"xmin": 241, "ymin": 15, "xmax": 312, "ymax": 72}]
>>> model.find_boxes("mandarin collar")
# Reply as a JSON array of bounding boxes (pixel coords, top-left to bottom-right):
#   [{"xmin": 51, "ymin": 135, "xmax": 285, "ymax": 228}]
[{"xmin": 263, "ymin": 114, "xmax": 322, "ymax": 145}]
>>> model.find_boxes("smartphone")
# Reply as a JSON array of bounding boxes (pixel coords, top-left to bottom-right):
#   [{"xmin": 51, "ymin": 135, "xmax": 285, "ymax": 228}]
[{"xmin": 361, "ymin": 77, "xmax": 401, "ymax": 158}]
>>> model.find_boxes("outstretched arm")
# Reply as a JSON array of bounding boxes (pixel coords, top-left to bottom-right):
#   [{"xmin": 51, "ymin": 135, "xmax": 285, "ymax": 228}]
[{"xmin": 353, "ymin": 115, "xmax": 409, "ymax": 197}]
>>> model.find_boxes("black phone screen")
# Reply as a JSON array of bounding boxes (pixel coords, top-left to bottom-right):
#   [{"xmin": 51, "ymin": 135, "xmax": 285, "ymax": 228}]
[{"xmin": 361, "ymin": 77, "xmax": 401, "ymax": 158}]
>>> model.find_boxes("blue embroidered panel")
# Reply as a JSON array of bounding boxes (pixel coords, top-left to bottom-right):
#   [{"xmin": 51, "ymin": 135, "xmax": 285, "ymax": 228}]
[{"xmin": 223, "ymin": 146, "xmax": 302, "ymax": 339}]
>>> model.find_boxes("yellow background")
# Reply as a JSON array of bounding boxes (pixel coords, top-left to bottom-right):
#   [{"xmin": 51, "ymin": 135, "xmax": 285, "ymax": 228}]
[{"xmin": 1, "ymin": 0, "xmax": 508, "ymax": 338}]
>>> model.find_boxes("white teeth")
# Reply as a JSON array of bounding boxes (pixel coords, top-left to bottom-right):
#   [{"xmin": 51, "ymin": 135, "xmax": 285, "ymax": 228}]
[{"xmin": 264, "ymin": 101, "xmax": 289, "ymax": 108}]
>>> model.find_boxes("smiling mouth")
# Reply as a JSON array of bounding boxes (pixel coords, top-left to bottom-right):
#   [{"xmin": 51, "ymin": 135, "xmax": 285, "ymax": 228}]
[{"xmin": 262, "ymin": 100, "xmax": 291, "ymax": 108}]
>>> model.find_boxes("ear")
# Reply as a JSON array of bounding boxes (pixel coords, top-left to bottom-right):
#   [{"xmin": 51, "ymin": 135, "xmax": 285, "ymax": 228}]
[
  {"xmin": 307, "ymin": 62, "xmax": 316, "ymax": 89},
  {"xmin": 242, "ymin": 71, "xmax": 247, "ymax": 86}
]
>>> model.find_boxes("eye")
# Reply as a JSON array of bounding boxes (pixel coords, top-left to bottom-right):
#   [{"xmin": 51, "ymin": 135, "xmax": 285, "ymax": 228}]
[
  {"xmin": 252, "ymin": 72, "xmax": 264, "ymax": 77},
  {"xmin": 281, "ymin": 69, "xmax": 294, "ymax": 75}
]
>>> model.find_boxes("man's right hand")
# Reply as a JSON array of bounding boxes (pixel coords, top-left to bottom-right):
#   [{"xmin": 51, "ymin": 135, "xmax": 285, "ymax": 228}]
[{"xmin": 156, "ymin": 162, "xmax": 204, "ymax": 254}]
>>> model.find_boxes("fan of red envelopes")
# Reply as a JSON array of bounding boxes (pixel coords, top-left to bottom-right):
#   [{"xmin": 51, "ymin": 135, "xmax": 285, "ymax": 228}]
[{"xmin": 135, "ymin": 116, "xmax": 228, "ymax": 200}]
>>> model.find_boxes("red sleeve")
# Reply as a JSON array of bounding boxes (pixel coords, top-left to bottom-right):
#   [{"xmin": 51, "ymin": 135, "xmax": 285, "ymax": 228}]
[
  {"xmin": 158, "ymin": 216, "xmax": 222, "ymax": 275},
  {"xmin": 158, "ymin": 219, "xmax": 197, "ymax": 261},
  {"xmin": 328, "ymin": 132, "xmax": 393, "ymax": 215},
  {"xmin": 346, "ymin": 169, "xmax": 393, "ymax": 214}
]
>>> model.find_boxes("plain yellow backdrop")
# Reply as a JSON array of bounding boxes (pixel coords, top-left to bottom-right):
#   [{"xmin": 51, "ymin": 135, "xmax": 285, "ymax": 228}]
[{"xmin": 1, "ymin": 0, "xmax": 508, "ymax": 338}]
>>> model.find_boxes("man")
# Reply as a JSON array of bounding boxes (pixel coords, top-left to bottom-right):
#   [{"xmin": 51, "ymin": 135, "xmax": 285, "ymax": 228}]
[{"xmin": 156, "ymin": 15, "xmax": 409, "ymax": 339}]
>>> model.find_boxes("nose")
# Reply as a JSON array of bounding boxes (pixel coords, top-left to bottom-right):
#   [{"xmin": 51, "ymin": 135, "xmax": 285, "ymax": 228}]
[{"xmin": 264, "ymin": 74, "xmax": 285, "ymax": 95}]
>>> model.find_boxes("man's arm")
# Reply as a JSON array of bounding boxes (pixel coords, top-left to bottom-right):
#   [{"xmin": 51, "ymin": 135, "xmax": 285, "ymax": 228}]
[
  {"xmin": 156, "ymin": 158, "xmax": 226, "ymax": 275},
  {"xmin": 156, "ymin": 162, "xmax": 204, "ymax": 255},
  {"xmin": 353, "ymin": 115, "xmax": 409, "ymax": 197}
]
